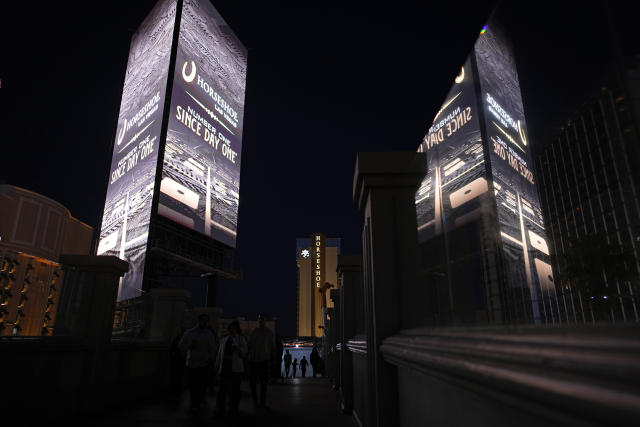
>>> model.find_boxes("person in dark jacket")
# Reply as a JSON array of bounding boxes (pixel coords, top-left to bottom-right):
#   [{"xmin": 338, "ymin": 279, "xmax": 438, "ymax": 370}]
[
  {"xmin": 214, "ymin": 320, "xmax": 247, "ymax": 417},
  {"xmin": 283, "ymin": 349, "xmax": 292, "ymax": 378},
  {"xmin": 178, "ymin": 315, "xmax": 218, "ymax": 413},
  {"xmin": 292, "ymin": 358, "xmax": 298, "ymax": 377}
]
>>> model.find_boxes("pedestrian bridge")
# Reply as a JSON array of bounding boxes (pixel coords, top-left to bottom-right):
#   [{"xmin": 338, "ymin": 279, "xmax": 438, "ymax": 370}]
[{"xmin": 66, "ymin": 378, "xmax": 353, "ymax": 427}]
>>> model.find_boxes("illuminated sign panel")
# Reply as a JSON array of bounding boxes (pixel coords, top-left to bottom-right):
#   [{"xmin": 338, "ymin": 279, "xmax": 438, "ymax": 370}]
[
  {"xmin": 474, "ymin": 22, "xmax": 554, "ymax": 322},
  {"xmin": 416, "ymin": 15, "xmax": 555, "ymax": 323},
  {"xmin": 416, "ymin": 57, "xmax": 487, "ymax": 242},
  {"xmin": 158, "ymin": 0, "xmax": 247, "ymax": 248},
  {"xmin": 313, "ymin": 234, "xmax": 325, "ymax": 288},
  {"xmin": 97, "ymin": 0, "xmax": 176, "ymax": 301}
]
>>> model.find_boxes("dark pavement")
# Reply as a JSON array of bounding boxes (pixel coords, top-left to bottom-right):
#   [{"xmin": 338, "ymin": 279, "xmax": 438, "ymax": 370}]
[{"xmin": 68, "ymin": 377, "xmax": 354, "ymax": 427}]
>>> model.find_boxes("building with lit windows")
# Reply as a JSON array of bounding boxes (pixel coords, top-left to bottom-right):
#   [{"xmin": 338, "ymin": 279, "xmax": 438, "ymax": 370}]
[
  {"xmin": 296, "ymin": 233, "xmax": 341, "ymax": 337},
  {"xmin": 535, "ymin": 59, "xmax": 640, "ymax": 322},
  {"xmin": 0, "ymin": 185, "xmax": 93, "ymax": 335}
]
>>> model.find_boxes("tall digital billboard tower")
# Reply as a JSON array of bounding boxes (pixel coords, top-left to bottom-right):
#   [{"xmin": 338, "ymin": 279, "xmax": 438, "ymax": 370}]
[
  {"xmin": 416, "ymin": 14, "xmax": 555, "ymax": 324},
  {"xmin": 97, "ymin": 0, "xmax": 247, "ymax": 301}
]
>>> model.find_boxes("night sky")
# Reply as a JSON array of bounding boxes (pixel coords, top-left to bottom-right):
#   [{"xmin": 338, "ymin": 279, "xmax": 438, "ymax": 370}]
[{"xmin": 1, "ymin": 1, "xmax": 639, "ymax": 337}]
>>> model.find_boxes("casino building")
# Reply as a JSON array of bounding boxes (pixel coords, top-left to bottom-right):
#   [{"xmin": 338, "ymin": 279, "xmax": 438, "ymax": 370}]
[
  {"xmin": 0, "ymin": 185, "xmax": 93, "ymax": 336},
  {"xmin": 296, "ymin": 233, "xmax": 341, "ymax": 337}
]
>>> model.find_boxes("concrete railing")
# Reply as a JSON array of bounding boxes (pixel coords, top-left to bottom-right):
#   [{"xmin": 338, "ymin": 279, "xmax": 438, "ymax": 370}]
[
  {"xmin": 331, "ymin": 152, "xmax": 640, "ymax": 427},
  {"xmin": 0, "ymin": 255, "xmax": 192, "ymax": 423},
  {"xmin": 381, "ymin": 325, "xmax": 640, "ymax": 427}
]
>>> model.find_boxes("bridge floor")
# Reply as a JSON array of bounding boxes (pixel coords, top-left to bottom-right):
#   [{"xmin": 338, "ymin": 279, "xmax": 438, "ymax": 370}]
[{"xmin": 68, "ymin": 377, "xmax": 354, "ymax": 427}]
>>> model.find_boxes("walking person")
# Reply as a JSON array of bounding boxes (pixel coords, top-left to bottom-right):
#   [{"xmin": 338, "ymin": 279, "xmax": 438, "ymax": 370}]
[
  {"xmin": 178, "ymin": 314, "xmax": 218, "ymax": 413},
  {"xmin": 310, "ymin": 346, "xmax": 320, "ymax": 378},
  {"xmin": 283, "ymin": 349, "xmax": 292, "ymax": 378},
  {"xmin": 214, "ymin": 320, "xmax": 247, "ymax": 418},
  {"xmin": 300, "ymin": 355, "xmax": 309, "ymax": 378},
  {"xmin": 292, "ymin": 358, "xmax": 298, "ymax": 377},
  {"xmin": 169, "ymin": 327, "xmax": 186, "ymax": 402},
  {"xmin": 248, "ymin": 313, "xmax": 275, "ymax": 409}
]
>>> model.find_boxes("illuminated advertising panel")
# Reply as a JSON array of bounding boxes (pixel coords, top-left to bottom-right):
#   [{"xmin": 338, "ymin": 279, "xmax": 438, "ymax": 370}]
[
  {"xmin": 158, "ymin": 0, "xmax": 247, "ymax": 248},
  {"xmin": 97, "ymin": 0, "xmax": 177, "ymax": 301},
  {"xmin": 474, "ymin": 21, "xmax": 554, "ymax": 322},
  {"xmin": 416, "ymin": 57, "xmax": 487, "ymax": 243},
  {"xmin": 313, "ymin": 233, "xmax": 325, "ymax": 288},
  {"xmin": 416, "ymin": 15, "xmax": 555, "ymax": 323}
]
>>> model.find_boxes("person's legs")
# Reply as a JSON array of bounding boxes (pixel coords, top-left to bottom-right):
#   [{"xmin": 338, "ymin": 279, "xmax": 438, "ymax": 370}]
[
  {"xmin": 302, "ymin": 368, "xmax": 306, "ymax": 378},
  {"xmin": 230, "ymin": 373, "xmax": 242, "ymax": 414},
  {"xmin": 196, "ymin": 367, "xmax": 209, "ymax": 407},
  {"xmin": 249, "ymin": 362, "xmax": 259, "ymax": 405},
  {"xmin": 258, "ymin": 361, "xmax": 268, "ymax": 406},
  {"xmin": 285, "ymin": 365, "xmax": 290, "ymax": 377},
  {"xmin": 188, "ymin": 368, "xmax": 198, "ymax": 409},
  {"xmin": 216, "ymin": 371, "xmax": 230, "ymax": 415}
]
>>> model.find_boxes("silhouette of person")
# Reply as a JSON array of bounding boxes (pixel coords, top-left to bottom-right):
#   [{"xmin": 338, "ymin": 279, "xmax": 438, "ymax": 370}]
[
  {"xmin": 310, "ymin": 346, "xmax": 320, "ymax": 378},
  {"xmin": 292, "ymin": 358, "xmax": 298, "ymax": 377},
  {"xmin": 248, "ymin": 313, "xmax": 275, "ymax": 408},
  {"xmin": 169, "ymin": 327, "xmax": 186, "ymax": 400},
  {"xmin": 214, "ymin": 320, "xmax": 247, "ymax": 418},
  {"xmin": 300, "ymin": 355, "xmax": 309, "ymax": 378},
  {"xmin": 283, "ymin": 349, "xmax": 292, "ymax": 377},
  {"xmin": 178, "ymin": 314, "xmax": 218, "ymax": 413}
]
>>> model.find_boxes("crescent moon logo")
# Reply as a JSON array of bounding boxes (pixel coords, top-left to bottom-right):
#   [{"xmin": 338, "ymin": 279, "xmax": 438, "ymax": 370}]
[
  {"xmin": 182, "ymin": 61, "xmax": 196, "ymax": 83},
  {"xmin": 455, "ymin": 66, "xmax": 465, "ymax": 83},
  {"xmin": 117, "ymin": 118, "xmax": 127, "ymax": 146},
  {"xmin": 517, "ymin": 120, "xmax": 527, "ymax": 146}
]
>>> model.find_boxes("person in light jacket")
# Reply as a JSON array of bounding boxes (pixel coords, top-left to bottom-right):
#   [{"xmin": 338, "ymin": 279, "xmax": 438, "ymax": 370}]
[{"xmin": 214, "ymin": 320, "xmax": 247, "ymax": 417}]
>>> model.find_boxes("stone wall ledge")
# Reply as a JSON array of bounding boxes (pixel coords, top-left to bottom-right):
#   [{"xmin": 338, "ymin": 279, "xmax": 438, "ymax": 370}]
[{"xmin": 381, "ymin": 325, "xmax": 640, "ymax": 426}]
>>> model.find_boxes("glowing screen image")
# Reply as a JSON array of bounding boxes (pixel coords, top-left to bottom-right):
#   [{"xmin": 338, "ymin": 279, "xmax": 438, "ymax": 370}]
[
  {"xmin": 474, "ymin": 21, "xmax": 555, "ymax": 322},
  {"xmin": 159, "ymin": 0, "xmax": 247, "ymax": 248},
  {"xmin": 416, "ymin": 57, "xmax": 487, "ymax": 242},
  {"xmin": 416, "ymin": 15, "xmax": 556, "ymax": 323},
  {"xmin": 97, "ymin": 0, "xmax": 176, "ymax": 300}
]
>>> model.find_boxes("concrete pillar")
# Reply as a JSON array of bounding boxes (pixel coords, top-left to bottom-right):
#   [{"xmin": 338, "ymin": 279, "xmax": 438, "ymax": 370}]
[
  {"xmin": 147, "ymin": 288, "xmax": 191, "ymax": 342},
  {"xmin": 53, "ymin": 254, "xmax": 128, "ymax": 413},
  {"xmin": 353, "ymin": 152, "xmax": 427, "ymax": 427},
  {"xmin": 54, "ymin": 255, "xmax": 128, "ymax": 342},
  {"xmin": 330, "ymin": 289, "xmax": 341, "ymax": 390},
  {"xmin": 337, "ymin": 255, "xmax": 362, "ymax": 414}
]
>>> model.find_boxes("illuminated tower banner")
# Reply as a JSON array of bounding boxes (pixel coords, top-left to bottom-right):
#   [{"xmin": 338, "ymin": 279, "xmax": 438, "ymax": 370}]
[
  {"xmin": 416, "ymin": 15, "xmax": 555, "ymax": 324},
  {"xmin": 159, "ymin": 0, "xmax": 247, "ymax": 248},
  {"xmin": 98, "ymin": 0, "xmax": 246, "ymax": 301},
  {"xmin": 97, "ymin": 0, "xmax": 177, "ymax": 300}
]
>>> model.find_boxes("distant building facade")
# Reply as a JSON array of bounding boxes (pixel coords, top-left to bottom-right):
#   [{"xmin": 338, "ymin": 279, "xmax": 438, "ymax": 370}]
[
  {"xmin": 296, "ymin": 234, "xmax": 341, "ymax": 337},
  {"xmin": 0, "ymin": 185, "xmax": 93, "ymax": 335},
  {"xmin": 535, "ymin": 60, "xmax": 640, "ymax": 322}
]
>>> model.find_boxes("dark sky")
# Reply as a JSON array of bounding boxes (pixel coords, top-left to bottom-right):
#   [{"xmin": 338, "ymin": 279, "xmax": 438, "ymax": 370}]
[{"xmin": 1, "ymin": 1, "xmax": 639, "ymax": 337}]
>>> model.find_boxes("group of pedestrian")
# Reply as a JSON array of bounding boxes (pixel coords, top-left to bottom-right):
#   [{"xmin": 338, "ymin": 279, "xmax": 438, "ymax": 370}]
[
  {"xmin": 177, "ymin": 312, "xmax": 275, "ymax": 418},
  {"xmin": 281, "ymin": 345, "xmax": 323, "ymax": 378}
]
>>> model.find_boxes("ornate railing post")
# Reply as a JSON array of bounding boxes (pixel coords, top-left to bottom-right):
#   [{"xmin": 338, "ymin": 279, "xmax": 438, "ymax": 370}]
[
  {"xmin": 338, "ymin": 255, "xmax": 362, "ymax": 415},
  {"xmin": 54, "ymin": 255, "xmax": 129, "ymax": 412},
  {"xmin": 353, "ymin": 152, "xmax": 426, "ymax": 427}
]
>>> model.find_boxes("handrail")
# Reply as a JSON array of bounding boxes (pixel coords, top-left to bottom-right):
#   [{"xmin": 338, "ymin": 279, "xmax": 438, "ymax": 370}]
[{"xmin": 381, "ymin": 325, "xmax": 640, "ymax": 426}]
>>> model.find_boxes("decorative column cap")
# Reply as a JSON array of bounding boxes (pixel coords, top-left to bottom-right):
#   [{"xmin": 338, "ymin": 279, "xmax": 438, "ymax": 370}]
[
  {"xmin": 353, "ymin": 151, "xmax": 427, "ymax": 210},
  {"xmin": 337, "ymin": 255, "xmax": 363, "ymax": 275}
]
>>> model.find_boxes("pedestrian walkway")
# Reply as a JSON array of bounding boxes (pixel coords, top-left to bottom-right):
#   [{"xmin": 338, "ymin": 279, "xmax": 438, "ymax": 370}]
[{"xmin": 68, "ymin": 378, "xmax": 353, "ymax": 427}]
